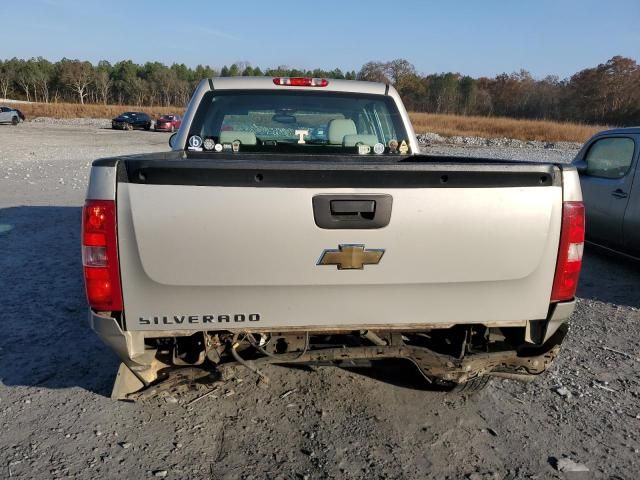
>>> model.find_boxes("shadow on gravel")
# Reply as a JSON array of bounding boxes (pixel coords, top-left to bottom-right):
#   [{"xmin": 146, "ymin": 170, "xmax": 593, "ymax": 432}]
[
  {"xmin": 578, "ymin": 246, "xmax": 640, "ymax": 308},
  {"xmin": 0, "ymin": 206, "xmax": 117, "ymax": 396},
  {"xmin": 343, "ymin": 359, "xmax": 446, "ymax": 391}
]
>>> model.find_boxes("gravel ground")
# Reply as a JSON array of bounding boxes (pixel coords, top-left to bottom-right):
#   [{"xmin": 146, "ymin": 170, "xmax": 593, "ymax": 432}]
[
  {"xmin": 419, "ymin": 139, "xmax": 581, "ymax": 164},
  {"xmin": 1, "ymin": 121, "xmax": 639, "ymax": 479}
]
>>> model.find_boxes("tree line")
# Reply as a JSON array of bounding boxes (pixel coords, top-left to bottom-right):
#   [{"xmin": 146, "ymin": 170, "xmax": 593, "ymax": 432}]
[
  {"xmin": 0, "ymin": 56, "xmax": 638, "ymax": 125},
  {"xmin": 358, "ymin": 57, "xmax": 640, "ymax": 126},
  {"xmin": 0, "ymin": 57, "xmax": 356, "ymax": 108}
]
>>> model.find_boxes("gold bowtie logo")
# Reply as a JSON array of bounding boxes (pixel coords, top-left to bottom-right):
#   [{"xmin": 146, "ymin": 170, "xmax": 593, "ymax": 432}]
[{"xmin": 317, "ymin": 244, "xmax": 385, "ymax": 270}]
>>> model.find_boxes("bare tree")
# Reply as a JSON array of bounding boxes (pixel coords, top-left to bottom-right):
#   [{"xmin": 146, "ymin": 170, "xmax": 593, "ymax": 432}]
[
  {"xmin": 32, "ymin": 58, "xmax": 53, "ymax": 103},
  {"xmin": 0, "ymin": 61, "xmax": 14, "ymax": 99},
  {"xmin": 94, "ymin": 69, "xmax": 112, "ymax": 104},
  {"xmin": 15, "ymin": 60, "xmax": 36, "ymax": 102},
  {"xmin": 60, "ymin": 59, "xmax": 93, "ymax": 104},
  {"xmin": 0, "ymin": 76, "xmax": 10, "ymax": 99}
]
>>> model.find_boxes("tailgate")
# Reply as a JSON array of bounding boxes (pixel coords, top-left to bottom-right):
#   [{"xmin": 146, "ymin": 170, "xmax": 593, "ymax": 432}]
[{"xmin": 116, "ymin": 159, "xmax": 562, "ymax": 331}]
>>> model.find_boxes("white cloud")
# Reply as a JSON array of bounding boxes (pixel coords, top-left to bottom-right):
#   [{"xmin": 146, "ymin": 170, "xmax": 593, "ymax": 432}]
[{"xmin": 189, "ymin": 25, "xmax": 239, "ymax": 41}]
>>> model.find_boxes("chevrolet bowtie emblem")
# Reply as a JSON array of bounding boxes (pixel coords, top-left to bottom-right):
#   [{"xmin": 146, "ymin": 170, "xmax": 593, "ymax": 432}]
[{"xmin": 317, "ymin": 244, "xmax": 385, "ymax": 270}]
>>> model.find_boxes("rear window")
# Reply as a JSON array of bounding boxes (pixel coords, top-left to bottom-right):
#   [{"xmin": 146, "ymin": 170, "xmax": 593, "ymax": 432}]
[{"xmin": 187, "ymin": 90, "xmax": 410, "ymax": 154}]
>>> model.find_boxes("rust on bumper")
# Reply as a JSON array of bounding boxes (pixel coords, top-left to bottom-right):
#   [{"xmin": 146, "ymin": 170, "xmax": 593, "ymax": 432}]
[{"xmin": 248, "ymin": 328, "xmax": 563, "ymax": 384}]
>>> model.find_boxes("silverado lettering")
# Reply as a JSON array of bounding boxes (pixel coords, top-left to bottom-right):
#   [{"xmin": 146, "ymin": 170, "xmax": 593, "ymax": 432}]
[{"xmin": 138, "ymin": 314, "xmax": 260, "ymax": 325}]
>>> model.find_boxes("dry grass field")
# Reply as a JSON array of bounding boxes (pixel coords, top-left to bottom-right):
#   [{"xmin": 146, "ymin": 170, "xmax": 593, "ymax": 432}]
[
  {"xmin": 7, "ymin": 101, "xmax": 608, "ymax": 142},
  {"xmin": 410, "ymin": 112, "xmax": 607, "ymax": 143},
  {"xmin": 10, "ymin": 102, "xmax": 178, "ymax": 120}
]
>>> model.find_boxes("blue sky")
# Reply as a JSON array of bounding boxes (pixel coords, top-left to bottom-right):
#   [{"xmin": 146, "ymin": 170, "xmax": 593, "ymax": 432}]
[{"xmin": 4, "ymin": 0, "xmax": 640, "ymax": 78}]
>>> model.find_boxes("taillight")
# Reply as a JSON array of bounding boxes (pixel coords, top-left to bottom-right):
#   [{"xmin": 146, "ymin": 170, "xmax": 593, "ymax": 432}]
[
  {"xmin": 551, "ymin": 201, "xmax": 585, "ymax": 302},
  {"xmin": 273, "ymin": 77, "xmax": 329, "ymax": 87},
  {"xmin": 82, "ymin": 200, "xmax": 123, "ymax": 311}
]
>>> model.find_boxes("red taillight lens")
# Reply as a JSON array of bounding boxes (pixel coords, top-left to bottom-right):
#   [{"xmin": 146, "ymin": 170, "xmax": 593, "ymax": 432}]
[
  {"xmin": 551, "ymin": 201, "xmax": 585, "ymax": 302},
  {"xmin": 82, "ymin": 200, "xmax": 122, "ymax": 311},
  {"xmin": 273, "ymin": 77, "xmax": 329, "ymax": 87}
]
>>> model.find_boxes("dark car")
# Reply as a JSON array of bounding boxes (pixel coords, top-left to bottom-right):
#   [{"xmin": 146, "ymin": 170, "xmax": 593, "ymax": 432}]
[
  {"xmin": 112, "ymin": 112, "xmax": 152, "ymax": 131},
  {"xmin": 572, "ymin": 127, "xmax": 640, "ymax": 258},
  {"xmin": 154, "ymin": 114, "xmax": 181, "ymax": 132},
  {"xmin": 0, "ymin": 106, "xmax": 26, "ymax": 125}
]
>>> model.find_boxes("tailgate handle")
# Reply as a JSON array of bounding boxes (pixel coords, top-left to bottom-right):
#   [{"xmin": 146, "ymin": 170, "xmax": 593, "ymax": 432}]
[
  {"xmin": 330, "ymin": 200, "xmax": 375, "ymax": 215},
  {"xmin": 313, "ymin": 194, "xmax": 392, "ymax": 229}
]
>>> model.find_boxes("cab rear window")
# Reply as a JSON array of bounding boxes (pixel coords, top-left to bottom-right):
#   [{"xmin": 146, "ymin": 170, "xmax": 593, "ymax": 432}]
[{"xmin": 188, "ymin": 90, "xmax": 409, "ymax": 154}]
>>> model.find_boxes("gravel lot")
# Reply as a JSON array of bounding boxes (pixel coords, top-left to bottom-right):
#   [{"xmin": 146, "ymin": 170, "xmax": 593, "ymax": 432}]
[{"xmin": 1, "ymin": 121, "xmax": 639, "ymax": 479}]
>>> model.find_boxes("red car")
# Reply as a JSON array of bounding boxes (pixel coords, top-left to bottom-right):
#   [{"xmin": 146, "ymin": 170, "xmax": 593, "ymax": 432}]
[{"xmin": 154, "ymin": 114, "xmax": 182, "ymax": 132}]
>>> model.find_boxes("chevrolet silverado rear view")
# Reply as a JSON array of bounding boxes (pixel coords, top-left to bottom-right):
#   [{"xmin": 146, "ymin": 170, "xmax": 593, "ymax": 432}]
[{"xmin": 82, "ymin": 77, "xmax": 584, "ymax": 399}]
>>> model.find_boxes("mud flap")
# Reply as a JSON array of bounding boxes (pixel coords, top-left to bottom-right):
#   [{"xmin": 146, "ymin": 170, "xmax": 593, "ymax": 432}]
[{"xmin": 111, "ymin": 363, "xmax": 146, "ymax": 400}]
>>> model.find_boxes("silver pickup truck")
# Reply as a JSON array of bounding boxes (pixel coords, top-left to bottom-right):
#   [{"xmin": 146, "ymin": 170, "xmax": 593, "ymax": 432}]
[{"xmin": 83, "ymin": 77, "xmax": 584, "ymax": 399}]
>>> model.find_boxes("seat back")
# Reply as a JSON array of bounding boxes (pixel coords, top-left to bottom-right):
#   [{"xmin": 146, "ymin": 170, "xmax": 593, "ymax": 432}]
[{"xmin": 327, "ymin": 119, "xmax": 357, "ymax": 145}]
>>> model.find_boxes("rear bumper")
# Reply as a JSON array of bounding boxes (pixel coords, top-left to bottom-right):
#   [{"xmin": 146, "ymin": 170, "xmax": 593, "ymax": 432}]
[
  {"xmin": 253, "ymin": 326, "xmax": 567, "ymax": 384},
  {"xmin": 88, "ymin": 311, "xmax": 153, "ymax": 369},
  {"xmin": 543, "ymin": 299, "xmax": 575, "ymax": 342},
  {"xmin": 89, "ymin": 298, "xmax": 575, "ymax": 377}
]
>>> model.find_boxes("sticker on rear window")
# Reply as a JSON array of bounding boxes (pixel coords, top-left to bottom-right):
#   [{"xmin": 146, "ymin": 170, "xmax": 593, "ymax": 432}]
[
  {"xmin": 358, "ymin": 144, "xmax": 371, "ymax": 155},
  {"xmin": 295, "ymin": 129, "xmax": 309, "ymax": 144},
  {"xmin": 203, "ymin": 138, "xmax": 215, "ymax": 151},
  {"xmin": 188, "ymin": 135, "xmax": 203, "ymax": 151}
]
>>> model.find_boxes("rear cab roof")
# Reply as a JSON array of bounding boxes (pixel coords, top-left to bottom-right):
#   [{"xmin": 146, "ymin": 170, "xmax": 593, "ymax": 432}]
[{"xmin": 209, "ymin": 76, "xmax": 388, "ymax": 95}]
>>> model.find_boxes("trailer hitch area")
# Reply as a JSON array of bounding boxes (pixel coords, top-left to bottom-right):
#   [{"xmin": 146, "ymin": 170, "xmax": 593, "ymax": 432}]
[{"xmin": 112, "ymin": 327, "xmax": 565, "ymax": 401}]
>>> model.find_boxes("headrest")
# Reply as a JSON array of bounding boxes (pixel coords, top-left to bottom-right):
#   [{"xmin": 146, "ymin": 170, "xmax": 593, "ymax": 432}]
[{"xmin": 327, "ymin": 119, "xmax": 357, "ymax": 145}]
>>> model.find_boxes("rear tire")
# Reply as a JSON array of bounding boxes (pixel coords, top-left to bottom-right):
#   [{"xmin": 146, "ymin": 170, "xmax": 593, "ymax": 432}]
[
  {"xmin": 145, "ymin": 122, "xmax": 151, "ymax": 131},
  {"xmin": 447, "ymin": 376, "xmax": 491, "ymax": 395},
  {"xmin": 11, "ymin": 116, "xmax": 19, "ymax": 126}
]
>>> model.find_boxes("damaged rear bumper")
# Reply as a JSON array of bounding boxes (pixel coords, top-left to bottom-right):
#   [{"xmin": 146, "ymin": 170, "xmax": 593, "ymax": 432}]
[
  {"xmin": 248, "ymin": 325, "xmax": 566, "ymax": 384},
  {"xmin": 89, "ymin": 300, "xmax": 575, "ymax": 399}
]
